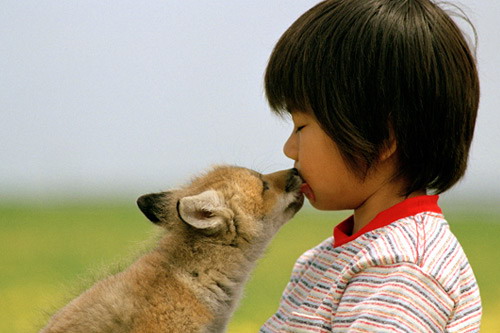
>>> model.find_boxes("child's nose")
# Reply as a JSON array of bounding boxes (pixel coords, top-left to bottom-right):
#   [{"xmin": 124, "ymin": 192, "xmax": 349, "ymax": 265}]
[{"xmin": 283, "ymin": 132, "xmax": 298, "ymax": 161}]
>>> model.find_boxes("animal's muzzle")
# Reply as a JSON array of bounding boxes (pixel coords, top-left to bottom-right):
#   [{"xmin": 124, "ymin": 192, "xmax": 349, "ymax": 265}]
[{"xmin": 285, "ymin": 168, "xmax": 303, "ymax": 192}]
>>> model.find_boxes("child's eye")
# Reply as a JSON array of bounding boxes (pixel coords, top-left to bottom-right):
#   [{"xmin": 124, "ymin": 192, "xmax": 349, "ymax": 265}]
[{"xmin": 295, "ymin": 125, "xmax": 305, "ymax": 133}]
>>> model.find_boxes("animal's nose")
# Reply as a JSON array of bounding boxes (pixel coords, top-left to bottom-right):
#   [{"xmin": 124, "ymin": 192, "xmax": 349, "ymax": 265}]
[{"xmin": 285, "ymin": 168, "xmax": 303, "ymax": 192}]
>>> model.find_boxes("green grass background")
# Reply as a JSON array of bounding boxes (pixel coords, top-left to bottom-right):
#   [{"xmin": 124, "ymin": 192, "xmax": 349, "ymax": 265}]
[{"xmin": 1, "ymin": 203, "xmax": 499, "ymax": 332}]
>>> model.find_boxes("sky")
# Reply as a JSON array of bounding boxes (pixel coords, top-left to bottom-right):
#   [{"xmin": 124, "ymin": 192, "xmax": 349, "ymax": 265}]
[{"xmin": 1, "ymin": 1, "xmax": 499, "ymax": 205}]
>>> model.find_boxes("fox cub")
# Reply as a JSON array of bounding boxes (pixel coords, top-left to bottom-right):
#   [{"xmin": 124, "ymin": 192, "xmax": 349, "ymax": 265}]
[{"xmin": 41, "ymin": 165, "xmax": 304, "ymax": 333}]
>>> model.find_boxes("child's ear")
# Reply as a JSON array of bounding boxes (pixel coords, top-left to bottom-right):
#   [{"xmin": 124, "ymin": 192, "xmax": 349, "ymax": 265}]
[
  {"xmin": 177, "ymin": 189, "xmax": 234, "ymax": 232},
  {"xmin": 380, "ymin": 138, "xmax": 397, "ymax": 161},
  {"xmin": 379, "ymin": 126, "xmax": 397, "ymax": 162}
]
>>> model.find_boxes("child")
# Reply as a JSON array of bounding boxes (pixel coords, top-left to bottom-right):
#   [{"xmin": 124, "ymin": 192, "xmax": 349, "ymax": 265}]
[{"xmin": 260, "ymin": 0, "xmax": 481, "ymax": 332}]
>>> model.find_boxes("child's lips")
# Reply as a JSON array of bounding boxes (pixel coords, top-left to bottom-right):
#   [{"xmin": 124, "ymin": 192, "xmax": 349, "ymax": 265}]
[{"xmin": 300, "ymin": 183, "xmax": 315, "ymax": 202}]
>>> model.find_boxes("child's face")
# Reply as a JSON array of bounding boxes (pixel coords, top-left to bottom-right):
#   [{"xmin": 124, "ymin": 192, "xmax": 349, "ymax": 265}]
[{"xmin": 284, "ymin": 112, "xmax": 375, "ymax": 211}]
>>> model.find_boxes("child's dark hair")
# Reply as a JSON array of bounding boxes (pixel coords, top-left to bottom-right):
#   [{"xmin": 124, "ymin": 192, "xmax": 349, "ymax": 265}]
[{"xmin": 265, "ymin": 0, "xmax": 479, "ymax": 196}]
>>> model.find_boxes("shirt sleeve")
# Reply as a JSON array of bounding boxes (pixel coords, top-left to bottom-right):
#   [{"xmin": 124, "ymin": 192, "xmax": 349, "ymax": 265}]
[{"xmin": 333, "ymin": 263, "xmax": 455, "ymax": 332}]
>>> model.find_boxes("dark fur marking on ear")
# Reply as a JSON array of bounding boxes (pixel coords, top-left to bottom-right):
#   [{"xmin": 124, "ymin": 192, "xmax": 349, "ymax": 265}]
[{"xmin": 137, "ymin": 194, "xmax": 164, "ymax": 223}]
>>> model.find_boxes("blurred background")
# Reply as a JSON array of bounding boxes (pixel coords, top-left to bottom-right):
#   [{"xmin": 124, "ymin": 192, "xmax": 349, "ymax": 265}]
[
  {"xmin": 1, "ymin": 1, "xmax": 499, "ymax": 332},
  {"xmin": 2, "ymin": 0, "xmax": 499, "ymax": 204}
]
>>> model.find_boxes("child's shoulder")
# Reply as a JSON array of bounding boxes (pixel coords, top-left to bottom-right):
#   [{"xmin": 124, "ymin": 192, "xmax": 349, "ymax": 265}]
[
  {"xmin": 363, "ymin": 212, "xmax": 473, "ymax": 291},
  {"xmin": 355, "ymin": 213, "xmax": 479, "ymax": 312},
  {"xmin": 368, "ymin": 211, "xmax": 460, "ymax": 264}
]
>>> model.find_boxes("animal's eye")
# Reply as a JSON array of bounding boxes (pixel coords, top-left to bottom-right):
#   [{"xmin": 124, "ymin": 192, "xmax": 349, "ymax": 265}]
[{"xmin": 262, "ymin": 181, "xmax": 270, "ymax": 192}]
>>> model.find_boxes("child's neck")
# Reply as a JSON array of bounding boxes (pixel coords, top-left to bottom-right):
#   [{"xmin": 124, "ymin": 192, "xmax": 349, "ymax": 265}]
[{"xmin": 352, "ymin": 185, "xmax": 426, "ymax": 235}]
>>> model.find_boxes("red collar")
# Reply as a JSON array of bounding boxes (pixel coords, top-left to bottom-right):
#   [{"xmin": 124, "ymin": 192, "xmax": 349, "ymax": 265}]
[{"xmin": 333, "ymin": 195, "xmax": 442, "ymax": 248}]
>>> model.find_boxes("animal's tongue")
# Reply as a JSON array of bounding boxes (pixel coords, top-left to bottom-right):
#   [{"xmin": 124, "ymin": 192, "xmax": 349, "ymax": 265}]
[{"xmin": 300, "ymin": 183, "xmax": 315, "ymax": 202}]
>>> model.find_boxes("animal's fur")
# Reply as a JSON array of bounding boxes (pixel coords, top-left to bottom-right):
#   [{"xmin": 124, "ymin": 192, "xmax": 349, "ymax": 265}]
[{"xmin": 40, "ymin": 165, "xmax": 304, "ymax": 333}]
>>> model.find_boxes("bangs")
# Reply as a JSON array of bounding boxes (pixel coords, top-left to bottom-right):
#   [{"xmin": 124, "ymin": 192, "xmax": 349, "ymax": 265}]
[
  {"xmin": 264, "ymin": 37, "xmax": 309, "ymax": 115},
  {"xmin": 264, "ymin": 3, "xmax": 329, "ymax": 115}
]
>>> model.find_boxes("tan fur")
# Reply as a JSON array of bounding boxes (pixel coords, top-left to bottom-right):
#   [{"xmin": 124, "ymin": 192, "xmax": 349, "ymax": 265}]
[{"xmin": 40, "ymin": 165, "xmax": 303, "ymax": 333}]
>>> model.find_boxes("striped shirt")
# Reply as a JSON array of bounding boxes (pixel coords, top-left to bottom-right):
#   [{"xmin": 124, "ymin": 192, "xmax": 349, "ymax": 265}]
[{"xmin": 260, "ymin": 195, "xmax": 481, "ymax": 332}]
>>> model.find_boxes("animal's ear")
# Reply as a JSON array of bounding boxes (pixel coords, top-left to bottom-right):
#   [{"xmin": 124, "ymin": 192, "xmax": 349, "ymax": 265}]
[
  {"xmin": 177, "ymin": 189, "xmax": 233, "ymax": 231},
  {"xmin": 137, "ymin": 192, "xmax": 172, "ymax": 224}
]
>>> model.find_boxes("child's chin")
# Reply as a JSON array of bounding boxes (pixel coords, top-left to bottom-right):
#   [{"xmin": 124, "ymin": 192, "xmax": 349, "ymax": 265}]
[{"xmin": 308, "ymin": 197, "xmax": 341, "ymax": 211}]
